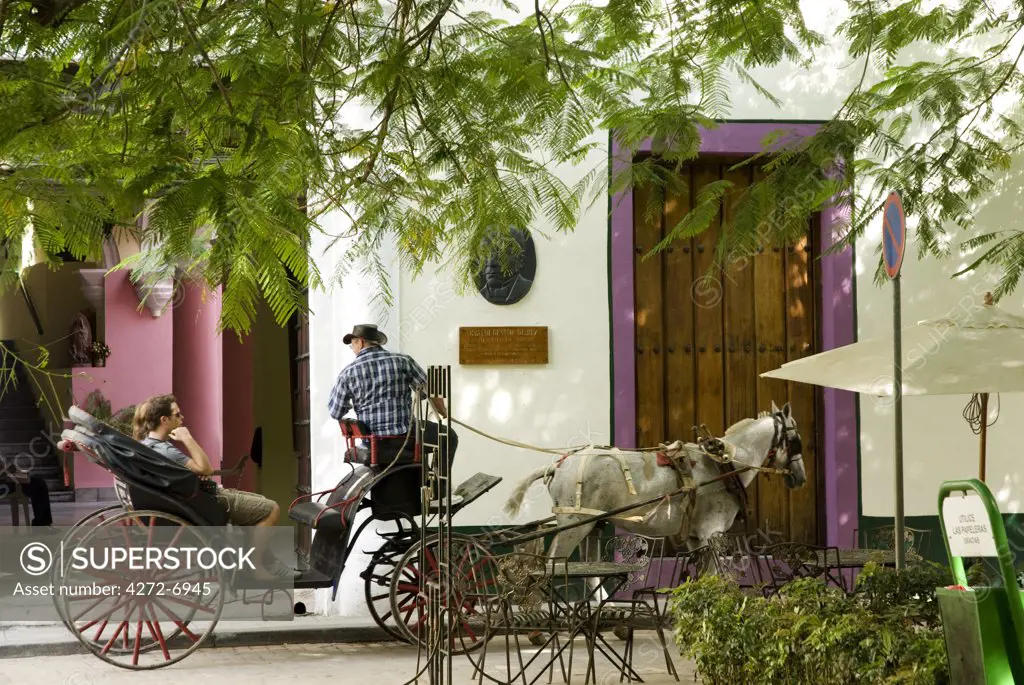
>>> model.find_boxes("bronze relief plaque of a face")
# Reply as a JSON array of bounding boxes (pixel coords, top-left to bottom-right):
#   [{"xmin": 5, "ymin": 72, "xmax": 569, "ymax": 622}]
[{"xmin": 473, "ymin": 227, "xmax": 536, "ymax": 305}]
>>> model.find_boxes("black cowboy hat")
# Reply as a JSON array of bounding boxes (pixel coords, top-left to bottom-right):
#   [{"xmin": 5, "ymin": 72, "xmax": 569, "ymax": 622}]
[{"xmin": 343, "ymin": 323, "xmax": 388, "ymax": 345}]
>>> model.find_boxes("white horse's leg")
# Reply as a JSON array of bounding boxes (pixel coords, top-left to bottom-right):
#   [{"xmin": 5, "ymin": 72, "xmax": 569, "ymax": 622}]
[{"xmin": 548, "ymin": 518, "xmax": 597, "ymax": 561}]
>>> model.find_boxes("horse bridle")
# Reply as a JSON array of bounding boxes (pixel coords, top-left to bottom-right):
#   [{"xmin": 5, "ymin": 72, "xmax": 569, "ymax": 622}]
[{"xmin": 765, "ymin": 411, "xmax": 803, "ymax": 474}]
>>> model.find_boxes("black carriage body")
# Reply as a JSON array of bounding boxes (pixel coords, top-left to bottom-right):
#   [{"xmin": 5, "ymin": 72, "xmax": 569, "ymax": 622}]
[{"xmin": 296, "ymin": 464, "xmax": 423, "ymax": 598}]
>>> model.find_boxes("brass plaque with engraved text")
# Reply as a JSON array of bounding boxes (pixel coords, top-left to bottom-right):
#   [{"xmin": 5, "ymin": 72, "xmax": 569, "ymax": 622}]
[{"xmin": 459, "ymin": 327, "xmax": 549, "ymax": 365}]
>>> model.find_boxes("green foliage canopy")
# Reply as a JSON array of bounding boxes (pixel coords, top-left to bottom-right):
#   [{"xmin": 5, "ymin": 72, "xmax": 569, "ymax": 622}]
[{"xmin": 1, "ymin": 0, "xmax": 1023, "ymax": 331}]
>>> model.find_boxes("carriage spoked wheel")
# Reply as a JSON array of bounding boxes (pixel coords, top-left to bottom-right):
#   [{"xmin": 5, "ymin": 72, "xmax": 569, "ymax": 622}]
[
  {"xmin": 363, "ymin": 528, "xmax": 418, "ymax": 642},
  {"xmin": 389, "ymin": 534, "xmax": 497, "ymax": 655},
  {"xmin": 54, "ymin": 510, "xmax": 225, "ymax": 669},
  {"xmin": 51, "ymin": 505, "xmax": 152, "ymax": 642}
]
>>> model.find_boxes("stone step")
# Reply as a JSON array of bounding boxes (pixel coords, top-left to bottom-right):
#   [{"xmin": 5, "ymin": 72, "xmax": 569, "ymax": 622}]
[
  {"xmin": 0, "ymin": 427, "xmax": 49, "ymax": 443},
  {"xmin": 42, "ymin": 474, "xmax": 69, "ymax": 488},
  {"xmin": 0, "ymin": 418, "xmax": 47, "ymax": 431},
  {"xmin": 0, "ymin": 438, "xmax": 63, "ymax": 452},
  {"xmin": 1, "ymin": 476, "xmax": 74, "ymax": 503},
  {"xmin": 50, "ymin": 489, "xmax": 75, "ymax": 503},
  {"xmin": 0, "ymin": 442, "xmax": 40, "ymax": 459},
  {"xmin": 6, "ymin": 484, "xmax": 76, "ymax": 503},
  {"xmin": 1, "ymin": 461, "xmax": 65, "ymax": 479},
  {"xmin": 0, "ymin": 448, "xmax": 65, "ymax": 474},
  {"xmin": 19, "ymin": 462, "xmax": 64, "ymax": 477},
  {"xmin": 0, "ymin": 406, "xmax": 43, "ymax": 421},
  {"xmin": 0, "ymin": 392, "xmax": 37, "ymax": 407}
]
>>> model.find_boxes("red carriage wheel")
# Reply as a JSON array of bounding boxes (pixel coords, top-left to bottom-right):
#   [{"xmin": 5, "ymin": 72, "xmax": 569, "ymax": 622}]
[
  {"xmin": 55, "ymin": 510, "xmax": 225, "ymax": 670},
  {"xmin": 363, "ymin": 529, "xmax": 418, "ymax": 643},
  {"xmin": 388, "ymin": 534, "xmax": 497, "ymax": 655},
  {"xmin": 52, "ymin": 504, "xmax": 123, "ymax": 628},
  {"xmin": 50, "ymin": 504, "xmax": 197, "ymax": 652}
]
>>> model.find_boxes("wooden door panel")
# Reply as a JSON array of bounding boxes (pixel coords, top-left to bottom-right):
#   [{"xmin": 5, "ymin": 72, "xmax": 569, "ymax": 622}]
[
  {"xmin": 751, "ymin": 167, "xmax": 791, "ymax": 539},
  {"xmin": 633, "ymin": 160, "xmax": 820, "ymax": 545},
  {"xmin": 634, "ymin": 183, "xmax": 666, "ymax": 447},
  {"xmin": 663, "ymin": 173, "xmax": 696, "ymax": 443},
  {"xmin": 786, "ymin": 219, "xmax": 818, "ymax": 543},
  {"xmin": 691, "ymin": 165, "xmax": 725, "ymax": 438},
  {"xmin": 289, "ymin": 307, "xmax": 311, "ymax": 566},
  {"xmin": 722, "ymin": 166, "xmax": 759, "ymax": 534}
]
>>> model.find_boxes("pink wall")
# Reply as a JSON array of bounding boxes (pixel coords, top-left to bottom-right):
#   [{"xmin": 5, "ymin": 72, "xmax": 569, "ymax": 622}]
[
  {"xmin": 69, "ymin": 272, "xmax": 259, "ymax": 495},
  {"xmin": 172, "ymin": 281, "xmax": 223, "ymax": 472},
  {"xmin": 71, "ymin": 271, "xmax": 173, "ymax": 488},
  {"xmin": 222, "ymin": 332, "xmax": 255, "ymax": 490}
]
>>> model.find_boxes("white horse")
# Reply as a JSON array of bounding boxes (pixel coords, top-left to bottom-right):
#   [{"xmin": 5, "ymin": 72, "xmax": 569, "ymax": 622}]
[{"xmin": 503, "ymin": 402, "xmax": 807, "ymax": 559}]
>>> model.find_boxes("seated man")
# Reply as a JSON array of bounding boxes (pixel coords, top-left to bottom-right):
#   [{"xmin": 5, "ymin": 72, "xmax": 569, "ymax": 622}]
[
  {"xmin": 328, "ymin": 324, "xmax": 457, "ymax": 484},
  {"xmin": 133, "ymin": 394, "xmax": 295, "ymax": 579}
]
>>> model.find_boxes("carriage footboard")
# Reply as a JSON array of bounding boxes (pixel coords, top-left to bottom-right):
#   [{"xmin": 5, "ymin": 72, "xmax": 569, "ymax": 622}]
[{"xmin": 445, "ymin": 472, "xmax": 502, "ymax": 513}]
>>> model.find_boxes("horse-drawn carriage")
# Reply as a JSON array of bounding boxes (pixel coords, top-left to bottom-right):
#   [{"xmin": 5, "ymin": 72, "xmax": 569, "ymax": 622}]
[
  {"xmin": 51, "ymin": 390, "xmax": 806, "ymax": 674},
  {"xmin": 53, "ymin": 405, "xmax": 511, "ymax": 668}
]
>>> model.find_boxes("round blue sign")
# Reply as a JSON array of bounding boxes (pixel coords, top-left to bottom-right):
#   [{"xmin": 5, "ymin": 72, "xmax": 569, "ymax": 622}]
[{"xmin": 883, "ymin": 191, "xmax": 906, "ymax": 279}]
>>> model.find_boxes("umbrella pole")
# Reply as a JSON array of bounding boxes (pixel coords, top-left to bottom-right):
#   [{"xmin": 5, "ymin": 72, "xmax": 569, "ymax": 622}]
[{"xmin": 979, "ymin": 392, "xmax": 989, "ymax": 482}]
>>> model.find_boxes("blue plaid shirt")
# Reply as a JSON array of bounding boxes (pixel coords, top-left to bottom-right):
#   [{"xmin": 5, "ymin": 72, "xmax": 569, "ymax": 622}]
[{"xmin": 327, "ymin": 345, "xmax": 428, "ymax": 436}]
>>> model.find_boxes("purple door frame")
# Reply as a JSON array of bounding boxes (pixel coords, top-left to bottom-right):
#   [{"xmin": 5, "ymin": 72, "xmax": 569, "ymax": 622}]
[{"xmin": 609, "ymin": 122, "xmax": 858, "ymax": 548}]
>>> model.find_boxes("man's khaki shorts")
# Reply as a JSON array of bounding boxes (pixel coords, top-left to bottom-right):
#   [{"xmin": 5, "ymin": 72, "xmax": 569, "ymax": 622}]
[{"xmin": 215, "ymin": 487, "xmax": 276, "ymax": 526}]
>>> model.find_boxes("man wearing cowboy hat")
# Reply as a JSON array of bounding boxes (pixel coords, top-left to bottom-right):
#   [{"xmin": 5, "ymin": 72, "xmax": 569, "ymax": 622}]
[{"xmin": 328, "ymin": 324, "xmax": 458, "ymax": 469}]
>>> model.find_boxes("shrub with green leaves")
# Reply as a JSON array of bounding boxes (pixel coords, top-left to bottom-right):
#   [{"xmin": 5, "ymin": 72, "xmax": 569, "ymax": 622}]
[{"xmin": 668, "ymin": 563, "xmax": 952, "ymax": 684}]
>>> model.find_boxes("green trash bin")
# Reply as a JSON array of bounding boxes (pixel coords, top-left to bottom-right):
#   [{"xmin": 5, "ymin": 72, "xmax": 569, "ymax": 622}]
[
  {"xmin": 937, "ymin": 586, "xmax": 1024, "ymax": 683},
  {"xmin": 938, "ymin": 480, "xmax": 1024, "ymax": 684}
]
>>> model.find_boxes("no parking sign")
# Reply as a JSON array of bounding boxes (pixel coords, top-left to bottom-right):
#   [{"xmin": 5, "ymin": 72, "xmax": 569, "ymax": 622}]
[{"xmin": 883, "ymin": 191, "xmax": 906, "ymax": 279}]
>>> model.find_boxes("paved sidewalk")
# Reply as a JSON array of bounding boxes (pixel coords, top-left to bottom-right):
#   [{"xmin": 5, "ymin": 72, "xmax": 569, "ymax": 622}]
[
  {"xmin": 0, "ymin": 612, "xmax": 390, "ymax": 657},
  {"xmin": 0, "ymin": 634, "xmax": 701, "ymax": 685}
]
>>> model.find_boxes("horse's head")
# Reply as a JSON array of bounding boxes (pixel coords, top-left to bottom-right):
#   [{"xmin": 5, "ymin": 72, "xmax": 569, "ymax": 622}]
[{"xmin": 768, "ymin": 401, "xmax": 806, "ymax": 488}]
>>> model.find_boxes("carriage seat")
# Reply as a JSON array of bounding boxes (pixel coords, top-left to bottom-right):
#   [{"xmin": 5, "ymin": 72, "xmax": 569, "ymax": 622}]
[{"xmin": 338, "ymin": 418, "xmax": 420, "ymax": 466}]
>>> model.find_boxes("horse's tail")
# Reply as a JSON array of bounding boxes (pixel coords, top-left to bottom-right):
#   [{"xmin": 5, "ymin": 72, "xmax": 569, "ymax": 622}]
[{"xmin": 504, "ymin": 466, "xmax": 554, "ymax": 517}]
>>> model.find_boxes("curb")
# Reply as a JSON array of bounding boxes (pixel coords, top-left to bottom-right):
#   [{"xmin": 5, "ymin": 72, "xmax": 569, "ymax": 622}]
[{"xmin": 0, "ymin": 623, "xmax": 396, "ymax": 659}]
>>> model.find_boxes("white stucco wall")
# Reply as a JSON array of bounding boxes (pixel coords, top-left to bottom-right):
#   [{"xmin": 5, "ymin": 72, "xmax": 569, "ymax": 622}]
[
  {"xmin": 305, "ymin": 0, "xmax": 1024, "ymax": 618},
  {"xmin": 307, "ymin": 135, "xmax": 611, "ymax": 617},
  {"xmin": 854, "ymin": 160, "xmax": 1024, "ymax": 518}
]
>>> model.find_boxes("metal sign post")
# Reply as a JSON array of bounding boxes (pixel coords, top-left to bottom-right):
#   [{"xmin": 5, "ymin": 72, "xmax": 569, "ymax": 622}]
[{"xmin": 883, "ymin": 191, "xmax": 907, "ymax": 571}]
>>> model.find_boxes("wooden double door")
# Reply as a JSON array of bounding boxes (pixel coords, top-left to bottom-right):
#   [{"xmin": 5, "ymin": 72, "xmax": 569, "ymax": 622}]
[{"xmin": 633, "ymin": 160, "xmax": 822, "ymax": 544}]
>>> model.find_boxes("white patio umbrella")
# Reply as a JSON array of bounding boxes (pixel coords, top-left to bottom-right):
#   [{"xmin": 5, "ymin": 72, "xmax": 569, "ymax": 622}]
[{"xmin": 761, "ymin": 292, "xmax": 1024, "ymax": 481}]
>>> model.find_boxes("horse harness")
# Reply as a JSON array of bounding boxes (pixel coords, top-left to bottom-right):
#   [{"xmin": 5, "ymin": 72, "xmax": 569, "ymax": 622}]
[
  {"xmin": 696, "ymin": 411, "xmax": 803, "ymax": 521},
  {"xmin": 544, "ymin": 412, "xmax": 799, "ymax": 529},
  {"xmin": 765, "ymin": 412, "xmax": 803, "ymax": 472},
  {"xmin": 549, "ymin": 448, "xmax": 638, "ymax": 517},
  {"xmin": 692, "ymin": 428, "xmax": 752, "ymax": 524}
]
